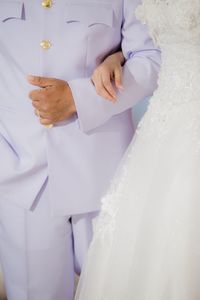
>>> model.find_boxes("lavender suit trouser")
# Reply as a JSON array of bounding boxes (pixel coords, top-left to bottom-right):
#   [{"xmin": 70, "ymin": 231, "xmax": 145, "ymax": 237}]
[{"xmin": 0, "ymin": 181, "xmax": 97, "ymax": 300}]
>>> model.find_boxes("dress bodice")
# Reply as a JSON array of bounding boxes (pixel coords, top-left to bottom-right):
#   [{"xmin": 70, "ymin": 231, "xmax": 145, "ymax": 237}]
[
  {"xmin": 136, "ymin": 0, "xmax": 200, "ymax": 47},
  {"xmin": 136, "ymin": 0, "xmax": 200, "ymax": 105}
]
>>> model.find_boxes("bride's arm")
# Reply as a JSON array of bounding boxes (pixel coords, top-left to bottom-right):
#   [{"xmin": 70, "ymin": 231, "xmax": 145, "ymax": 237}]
[
  {"xmin": 91, "ymin": 51, "xmax": 125, "ymax": 102},
  {"xmin": 68, "ymin": 0, "xmax": 161, "ymax": 133}
]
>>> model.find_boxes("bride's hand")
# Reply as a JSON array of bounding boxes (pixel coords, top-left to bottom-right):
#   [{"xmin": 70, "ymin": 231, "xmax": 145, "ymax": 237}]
[{"xmin": 92, "ymin": 51, "xmax": 125, "ymax": 102}]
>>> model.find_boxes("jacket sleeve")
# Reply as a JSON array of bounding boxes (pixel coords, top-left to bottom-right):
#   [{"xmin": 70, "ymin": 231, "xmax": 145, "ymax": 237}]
[{"xmin": 68, "ymin": 0, "xmax": 161, "ymax": 133}]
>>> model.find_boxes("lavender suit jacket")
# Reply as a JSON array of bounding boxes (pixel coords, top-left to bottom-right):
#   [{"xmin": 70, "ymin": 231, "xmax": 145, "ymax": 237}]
[{"xmin": 0, "ymin": 0, "xmax": 160, "ymax": 215}]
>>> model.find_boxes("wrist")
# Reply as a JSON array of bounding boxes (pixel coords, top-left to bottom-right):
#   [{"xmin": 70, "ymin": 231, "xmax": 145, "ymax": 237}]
[
  {"xmin": 115, "ymin": 51, "xmax": 125, "ymax": 65},
  {"xmin": 65, "ymin": 82, "xmax": 77, "ymax": 114},
  {"xmin": 104, "ymin": 51, "xmax": 125, "ymax": 66}
]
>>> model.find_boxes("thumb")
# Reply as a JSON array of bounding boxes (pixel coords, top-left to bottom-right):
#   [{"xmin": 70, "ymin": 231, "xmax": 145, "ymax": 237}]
[{"xmin": 27, "ymin": 75, "xmax": 57, "ymax": 88}]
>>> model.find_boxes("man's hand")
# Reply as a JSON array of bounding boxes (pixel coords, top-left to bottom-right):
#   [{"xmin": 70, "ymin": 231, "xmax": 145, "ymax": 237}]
[{"xmin": 28, "ymin": 75, "xmax": 76, "ymax": 126}]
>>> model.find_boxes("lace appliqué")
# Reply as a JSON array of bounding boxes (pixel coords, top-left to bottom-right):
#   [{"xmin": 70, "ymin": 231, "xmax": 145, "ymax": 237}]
[
  {"xmin": 92, "ymin": 164, "xmax": 129, "ymax": 245},
  {"xmin": 135, "ymin": 0, "xmax": 200, "ymax": 46}
]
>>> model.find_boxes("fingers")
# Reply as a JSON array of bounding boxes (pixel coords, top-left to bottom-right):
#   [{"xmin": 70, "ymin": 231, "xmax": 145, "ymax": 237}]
[
  {"xmin": 32, "ymin": 100, "xmax": 49, "ymax": 113},
  {"xmin": 101, "ymin": 72, "xmax": 117, "ymax": 101},
  {"xmin": 34, "ymin": 109, "xmax": 50, "ymax": 119},
  {"xmin": 92, "ymin": 63, "xmax": 124, "ymax": 102},
  {"xmin": 28, "ymin": 76, "xmax": 73, "ymax": 126},
  {"xmin": 93, "ymin": 78, "xmax": 115, "ymax": 102},
  {"xmin": 29, "ymin": 87, "xmax": 53, "ymax": 107},
  {"xmin": 92, "ymin": 69, "xmax": 116, "ymax": 102},
  {"xmin": 34, "ymin": 108, "xmax": 51, "ymax": 125},
  {"xmin": 27, "ymin": 75, "xmax": 58, "ymax": 88},
  {"xmin": 34, "ymin": 108, "xmax": 55, "ymax": 125},
  {"xmin": 29, "ymin": 89, "xmax": 45, "ymax": 101},
  {"xmin": 114, "ymin": 66, "xmax": 123, "ymax": 90}
]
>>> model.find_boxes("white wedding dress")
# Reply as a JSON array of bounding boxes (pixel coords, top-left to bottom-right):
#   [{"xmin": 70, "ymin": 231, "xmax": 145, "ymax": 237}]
[{"xmin": 75, "ymin": 0, "xmax": 200, "ymax": 299}]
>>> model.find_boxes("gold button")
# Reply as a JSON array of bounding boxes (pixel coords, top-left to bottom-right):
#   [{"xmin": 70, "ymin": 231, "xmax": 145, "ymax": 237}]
[
  {"xmin": 40, "ymin": 40, "xmax": 52, "ymax": 50},
  {"xmin": 42, "ymin": 0, "xmax": 52, "ymax": 8}
]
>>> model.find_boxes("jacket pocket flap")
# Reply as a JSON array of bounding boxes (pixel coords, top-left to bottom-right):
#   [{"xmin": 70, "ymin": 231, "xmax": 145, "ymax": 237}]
[
  {"xmin": 65, "ymin": 3, "xmax": 113, "ymax": 27},
  {"xmin": 0, "ymin": 1, "xmax": 23, "ymax": 22}
]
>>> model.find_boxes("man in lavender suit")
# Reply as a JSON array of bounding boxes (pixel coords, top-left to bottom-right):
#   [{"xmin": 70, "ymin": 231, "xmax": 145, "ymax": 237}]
[{"xmin": 0, "ymin": 0, "xmax": 160, "ymax": 299}]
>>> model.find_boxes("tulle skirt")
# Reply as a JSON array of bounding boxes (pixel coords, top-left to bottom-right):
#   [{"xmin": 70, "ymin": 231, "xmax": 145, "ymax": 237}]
[{"xmin": 75, "ymin": 95, "xmax": 200, "ymax": 300}]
